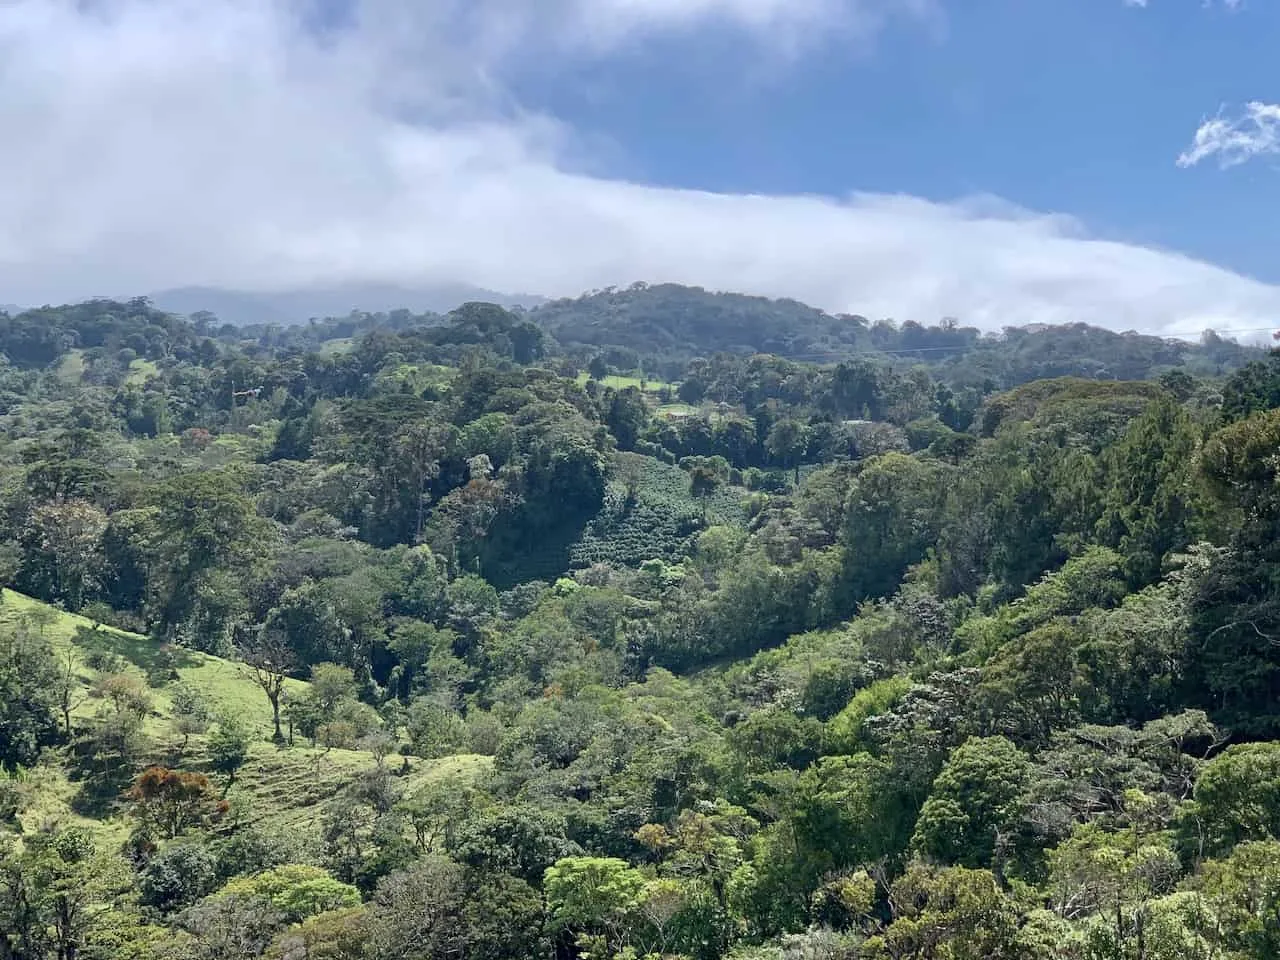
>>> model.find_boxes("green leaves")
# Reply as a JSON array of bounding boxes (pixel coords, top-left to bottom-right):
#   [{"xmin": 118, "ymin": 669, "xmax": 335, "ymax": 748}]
[
  {"xmin": 544, "ymin": 856, "xmax": 648, "ymax": 956},
  {"xmin": 0, "ymin": 625, "xmax": 60, "ymax": 770},
  {"xmin": 911, "ymin": 736, "xmax": 1031, "ymax": 869},
  {"xmin": 842, "ymin": 452, "xmax": 948, "ymax": 605},
  {"xmin": 1189, "ymin": 743, "xmax": 1280, "ymax": 856},
  {"xmin": 215, "ymin": 864, "xmax": 360, "ymax": 924},
  {"xmin": 207, "ymin": 715, "xmax": 251, "ymax": 784},
  {"xmin": 1193, "ymin": 840, "xmax": 1280, "ymax": 959}
]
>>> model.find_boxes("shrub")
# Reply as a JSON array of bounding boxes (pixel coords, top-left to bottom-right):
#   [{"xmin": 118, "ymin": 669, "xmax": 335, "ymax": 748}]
[{"xmin": 139, "ymin": 843, "xmax": 219, "ymax": 913}]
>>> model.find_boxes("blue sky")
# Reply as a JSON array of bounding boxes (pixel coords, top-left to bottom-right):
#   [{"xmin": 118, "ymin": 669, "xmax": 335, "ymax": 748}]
[
  {"xmin": 2, "ymin": 0, "xmax": 1280, "ymax": 336},
  {"xmin": 524, "ymin": 0, "xmax": 1275, "ymax": 280}
]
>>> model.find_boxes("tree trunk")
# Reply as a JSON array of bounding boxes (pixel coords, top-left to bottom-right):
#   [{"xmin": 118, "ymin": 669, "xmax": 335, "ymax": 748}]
[{"xmin": 270, "ymin": 693, "xmax": 284, "ymax": 744}]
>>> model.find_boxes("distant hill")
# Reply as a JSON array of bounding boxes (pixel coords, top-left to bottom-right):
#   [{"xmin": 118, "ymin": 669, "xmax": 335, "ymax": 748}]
[
  {"xmin": 150, "ymin": 283, "xmax": 545, "ymax": 326},
  {"xmin": 532, "ymin": 282, "xmax": 871, "ymax": 359},
  {"xmin": 0, "ymin": 304, "xmax": 20, "ymax": 315},
  {"xmin": 934, "ymin": 325, "xmax": 1264, "ymax": 388},
  {"xmin": 528, "ymin": 283, "xmax": 1266, "ymax": 381}
]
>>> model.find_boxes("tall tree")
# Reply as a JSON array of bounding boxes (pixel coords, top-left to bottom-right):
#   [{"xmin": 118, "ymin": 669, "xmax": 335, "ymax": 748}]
[
  {"xmin": 0, "ymin": 625, "xmax": 60, "ymax": 770},
  {"xmin": 18, "ymin": 500, "xmax": 108, "ymax": 611},
  {"xmin": 150, "ymin": 471, "xmax": 266, "ymax": 631},
  {"xmin": 765, "ymin": 419, "xmax": 808, "ymax": 484},
  {"xmin": 239, "ymin": 629, "xmax": 296, "ymax": 743}
]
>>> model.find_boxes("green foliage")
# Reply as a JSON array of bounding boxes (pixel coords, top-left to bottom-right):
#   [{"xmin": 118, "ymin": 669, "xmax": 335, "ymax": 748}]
[
  {"xmin": 545, "ymin": 855, "xmax": 649, "ymax": 954},
  {"xmin": 3, "ymin": 293, "xmax": 1280, "ymax": 960},
  {"xmin": 1193, "ymin": 840, "xmax": 1280, "ymax": 959},
  {"xmin": 207, "ymin": 716, "xmax": 251, "ymax": 783},
  {"xmin": 364, "ymin": 855, "xmax": 547, "ymax": 960},
  {"xmin": 0, "ymin": 624, "xmax": 61, "ymax": 770},
  {"xmin": 792, "ymin": 753, "xmax": 913, "ymax": 869},
  {"xmin": 910, "ymin": 735, "xmax": 1031, "ymax": 868},
  {"xmin": 217, "ymin": 864, "xmax": 360, "ymax": 923},
  {"xmin": 1221, "ymin": 351, "xmax": 1280, "ymax": 422},
  {"xmin": 825, "ymin": 676, "xmax": 912, "ymax": 754},
  {"xmin": 1095, "ymin": 396, "xmax": 1199, "ymax": 584},
  {"xmin": 450, "ymin": 804, "xmax": 580, "ymax": 884},
  {"xmin": 843, "ymin": 451, "xmax": 948, "ymax": 603},
  {"xmin": 568, "ymin": 454, "xmax": 744, "ymax": 570},
  {"xmin": 405, "ymin": 699, "xmax": 467, "ymax": 759},
  {"xmin": 0, "ymin": 827, "xmax": 133, "ymax": 960},
  {"xmin": 1189, "ymin": 743, "xmax": 1280, "ymax": 856},
  {"xmin": 139, "ymin": 842, "xmax": 219, "ymax": 912},
  {"xmin": 866, "ymin": 863, "xmax": 1024, "ymax": 960}
]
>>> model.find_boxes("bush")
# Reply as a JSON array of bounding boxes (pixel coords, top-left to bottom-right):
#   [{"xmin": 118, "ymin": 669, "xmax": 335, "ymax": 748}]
[
  {"xmin": 212, "ymin": 824, "xmax": 306, "ymax": 883},
  {"xmin": 904, "ymin": 416, "xmax": 956, "ymax": 452},
  {"xmin": 316, "ymin": 721, "xmax": 359, "ymax": 751},
  {"xmin": 85, "ymin": 648, "xmax": 125, "ymax": 673},
  {"xmin": 466, "ymin": 710, "xmax": 505, "ymax": 756},
  {"xmin": 0, "ymin": 777, "xmax": 24, "ymax": 823},
  {"xmin": 333, "ymin": 700, "xmax": 382, "ymax": 740},
  {"xmin": 207, "ymin": 717, "xmax": 251, "ymax": 782},
  {"xmin": 139, "ymin": 843, "xmax": 219, "ymax": 913},
  {"xmin": 217, "ymin": 864, "xmax": 360, "ymax": 923},
  {"xmin": 406, "ymin": 701, "xmax": 467, "ymax": 759}
]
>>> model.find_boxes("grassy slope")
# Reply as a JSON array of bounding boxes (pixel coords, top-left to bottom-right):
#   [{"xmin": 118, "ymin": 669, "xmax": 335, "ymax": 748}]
[
  {"xmin": 125, "ymin": 358, "xmax": 160, "ymax": 385},
  {"xmin": 51, "ymin": 352, "xmax": 157, "ymax": 387},
  {"xmin": 2, "ymin": 590, "xmax": 492, "ymax": 846},
  {"xmin": 0, "ymin": 589, "xmax": 295, "ymax": 739},
  {"xmin": 575, "ymin": 372, "xmax": 673, "ymax": 394},
  {"xmin": 317, "ymin": 337, "xmax": 354, "ymax": 356},
  {"xmin": 55, "ymin": 349, "xmax": 86, "ymax": 383}
]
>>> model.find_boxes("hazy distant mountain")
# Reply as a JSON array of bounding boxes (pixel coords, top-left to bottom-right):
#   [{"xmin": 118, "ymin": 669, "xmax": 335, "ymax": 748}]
[
  {"xmin": 149, "ymin": 283, "xmax": 545, "ymax": 325},
  {"xmin": 0, "ymin": 305, "xmax": 20, "ymax": 315}
]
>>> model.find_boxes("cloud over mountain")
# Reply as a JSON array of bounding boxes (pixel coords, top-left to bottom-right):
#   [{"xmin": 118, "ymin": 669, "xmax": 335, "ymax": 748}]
[{"xmin": 0, "ymin": 0, "xmax": 1276, "ymax": 338}]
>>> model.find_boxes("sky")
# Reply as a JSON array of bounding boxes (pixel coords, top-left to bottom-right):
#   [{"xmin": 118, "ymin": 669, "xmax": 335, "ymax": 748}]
[{"xmin": 1, "ymin": 0, "xmax": 1280, "ymax": 336}]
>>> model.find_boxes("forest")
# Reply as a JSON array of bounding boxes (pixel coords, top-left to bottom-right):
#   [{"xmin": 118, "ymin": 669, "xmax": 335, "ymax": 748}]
[{"xmin": 2, "ymin": 287, "xmax": 1280, "ymax": 959}]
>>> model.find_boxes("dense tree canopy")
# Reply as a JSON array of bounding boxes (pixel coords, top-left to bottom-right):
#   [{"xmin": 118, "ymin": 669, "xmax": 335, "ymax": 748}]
[{"xmin": 0, "ymin": 291, "xmax": 1278, "ymax": 960}]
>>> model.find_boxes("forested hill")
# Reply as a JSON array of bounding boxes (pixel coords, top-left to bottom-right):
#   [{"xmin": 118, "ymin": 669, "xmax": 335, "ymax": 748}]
[
  {"xmin": 528, "ymin": 282, "xmax": 1264, "ymax": 376},
  {"xmin": 1, "ymin": 286, "xmax": 1265, "ymax": 388},
  {"xmin": 8, "ymin": 294, "xmax": 1280, "ymax": 959}
]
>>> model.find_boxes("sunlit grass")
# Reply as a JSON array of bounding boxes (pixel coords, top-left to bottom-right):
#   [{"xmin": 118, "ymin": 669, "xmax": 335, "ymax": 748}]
[
  {"xmin": 55, "ymin": 349, "xmax": 86, "ymax": 383},
  {"xmin": 125, "ymin": 357, "xmax": 160, "ymax": 385},
  {"xmin": 1, "ymin": 589, "xmax": 494, "ymax": 848},
  {"xmin": 575, "ymin": 372, "xmax": 673, "ymax": 393}
]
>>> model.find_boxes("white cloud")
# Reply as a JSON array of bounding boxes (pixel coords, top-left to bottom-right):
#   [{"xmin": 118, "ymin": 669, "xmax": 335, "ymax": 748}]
[
  {"xmin": 1179, "ymin": 101, "xmax": 1280, "ymax": 169},
  {"xmin": 1125, "ymin": 1, "xmax": 1243, "ymax": 9},
  {"xmin": 1, "ymin": 0, "xmax": 1278, "ymax": 339},
  {"xmin": 561, "ymin": 0, "xmax": 936, "ymax": 50}
]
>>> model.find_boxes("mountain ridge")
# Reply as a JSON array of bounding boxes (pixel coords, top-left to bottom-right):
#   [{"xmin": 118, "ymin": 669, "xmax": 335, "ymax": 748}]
[{"xmin": 147, "ymin": 282, "xmax": 546, "ymax": 326}]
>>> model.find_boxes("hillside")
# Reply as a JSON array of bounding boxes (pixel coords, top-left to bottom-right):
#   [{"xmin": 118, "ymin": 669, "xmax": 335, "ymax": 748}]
[
  {"xmin": 1, "ymin": 589, "xmax": 489, "ymax": 857},
  {"xmin": 0, "ymin": 589, "xmax": 297, "ymax": 739},
  {"xmin": 6, "ymin": 295, "xmax": 1280, "ymax": 960},
  {"xmin": 533, "ymin": 282, "xmax": 870, "ymax": 361},
  {"xmin": 529, "ymin": 283, "xmax": 1266, "ymax": 380}
]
